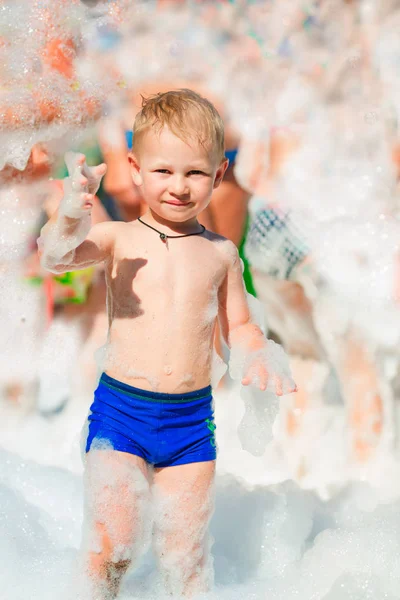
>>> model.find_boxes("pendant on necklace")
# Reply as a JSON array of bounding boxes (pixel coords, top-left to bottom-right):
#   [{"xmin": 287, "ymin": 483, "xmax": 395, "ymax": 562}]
[{"xmin": 160, "ymin": 233, "xmax": 167, "ymax": 242}]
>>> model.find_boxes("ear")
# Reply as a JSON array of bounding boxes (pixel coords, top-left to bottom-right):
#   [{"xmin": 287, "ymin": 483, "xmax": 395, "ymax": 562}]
[
  {"xmin": 213, "ymin": 158, "xmax": 229, "ymax": 189},
  {"xmin": 128, "ymin": 152, "xmax": 143, "ymax": 186}
]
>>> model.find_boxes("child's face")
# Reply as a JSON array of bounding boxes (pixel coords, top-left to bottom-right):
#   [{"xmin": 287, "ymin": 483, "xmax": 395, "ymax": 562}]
[{"xmin": 130, "ymin": 126, "xmax": 228, "ymax": 223}]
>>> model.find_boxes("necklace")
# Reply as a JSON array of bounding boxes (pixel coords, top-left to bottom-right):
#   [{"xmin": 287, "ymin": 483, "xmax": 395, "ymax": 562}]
[{"xmin": 138, "ymin": 217, "xmax": 205, "ymax": 243}]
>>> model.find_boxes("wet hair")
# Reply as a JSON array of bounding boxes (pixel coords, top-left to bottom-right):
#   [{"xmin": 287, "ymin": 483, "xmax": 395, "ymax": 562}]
[{"xmin": 132, "ymin": 89, "xmax": 225, "ymax": 162}]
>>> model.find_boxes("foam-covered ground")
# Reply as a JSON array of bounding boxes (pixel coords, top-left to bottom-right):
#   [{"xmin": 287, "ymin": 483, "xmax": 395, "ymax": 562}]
[{"xmin": 2, "ymin": 383, "xmax": 400, "ymax": 600}]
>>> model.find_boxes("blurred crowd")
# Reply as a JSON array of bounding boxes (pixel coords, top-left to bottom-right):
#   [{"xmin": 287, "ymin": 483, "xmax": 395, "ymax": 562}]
[{"xmin": 2, "ymin": 0, "xmax": 400, "ymax": 483}]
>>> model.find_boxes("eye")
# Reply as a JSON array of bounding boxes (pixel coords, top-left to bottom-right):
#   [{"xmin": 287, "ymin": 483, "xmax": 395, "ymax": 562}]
[
  {"xmin": 188, "ymin": 170, "xmax": 207, "ymax": 176},
  {"xmin": 155, "ymin": 169, "xmax": 170, "ymax": 174}
]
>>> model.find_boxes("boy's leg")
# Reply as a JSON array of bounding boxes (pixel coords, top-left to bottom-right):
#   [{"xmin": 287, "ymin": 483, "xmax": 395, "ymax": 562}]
[
  {"xmin": 152, "ymin": 461, "xmax": 216, "ymax": 598},
  {"xmin": 80, "ymin": 449, "xmax": 151, "ymax": 599}
]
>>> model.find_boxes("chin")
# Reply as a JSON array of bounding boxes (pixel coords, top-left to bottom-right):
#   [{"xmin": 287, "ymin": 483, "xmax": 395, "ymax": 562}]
[
  {"xmin": 164, "ymin": 211, "xmax": 196, "ymax": 222},
  {"xmin": 157, "ymin": 206, "xmax": 198, "ymax": 222}
]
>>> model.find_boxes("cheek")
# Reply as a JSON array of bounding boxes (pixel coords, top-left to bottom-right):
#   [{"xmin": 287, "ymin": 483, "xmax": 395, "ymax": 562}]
[
  {"xmin": 143, "ymin": 176, "xmax": 165, "ymax": 195},
  {"xmin": 192, "ymin": 179, "xmax": 213, "ymax": 196}
]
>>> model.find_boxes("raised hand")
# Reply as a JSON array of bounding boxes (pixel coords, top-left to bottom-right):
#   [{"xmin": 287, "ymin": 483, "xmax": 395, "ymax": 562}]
[{"xmin": 60, "ymin": 152, "xmax": 107, "ymax": 219}]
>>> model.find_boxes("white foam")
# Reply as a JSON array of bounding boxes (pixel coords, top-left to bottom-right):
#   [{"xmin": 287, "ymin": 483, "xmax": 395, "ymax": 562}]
[{"xmin": 2, "ymin": 1, "xmax": 400, "ymax": 598}]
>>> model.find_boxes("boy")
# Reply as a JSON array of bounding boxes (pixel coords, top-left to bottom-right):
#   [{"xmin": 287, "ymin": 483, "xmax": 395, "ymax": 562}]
[{"xmin": 38, "ymin": 89, "xmax": 296, "ymax": 599}]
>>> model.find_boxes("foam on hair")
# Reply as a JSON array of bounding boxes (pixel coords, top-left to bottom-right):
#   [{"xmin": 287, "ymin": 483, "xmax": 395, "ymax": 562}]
[{"xmin": 132, "ymin": 89, "xmax": 226, "ymax": 161}]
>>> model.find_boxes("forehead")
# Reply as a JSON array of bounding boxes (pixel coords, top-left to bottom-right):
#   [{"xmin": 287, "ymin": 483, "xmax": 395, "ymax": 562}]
[{"xmin": 140, "ymin": 126, "xmax": 214, "ymax": 164}]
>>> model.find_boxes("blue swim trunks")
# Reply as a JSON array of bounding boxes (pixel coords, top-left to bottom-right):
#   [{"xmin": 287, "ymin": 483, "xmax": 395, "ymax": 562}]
[{"xmin": 86, "ymin": 373, "xmax": 217, "ymax": 467}]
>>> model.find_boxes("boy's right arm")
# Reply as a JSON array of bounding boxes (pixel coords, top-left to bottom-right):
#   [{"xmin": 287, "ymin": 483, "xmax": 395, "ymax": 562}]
[{"xmin": 38, "ymin": 152, "xmax": 114, "ymax": 273}]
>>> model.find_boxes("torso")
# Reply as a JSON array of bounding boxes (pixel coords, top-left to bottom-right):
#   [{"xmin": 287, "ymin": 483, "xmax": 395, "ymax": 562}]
[{"xmin": 103, "ymin": 221, "xmax": 229, "ymax": 392}]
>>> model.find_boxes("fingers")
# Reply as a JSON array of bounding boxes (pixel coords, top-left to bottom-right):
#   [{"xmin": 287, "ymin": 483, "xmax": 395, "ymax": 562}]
[
  {"xmin": 81, "ymin": 161, "xmax": 107, "ymax": 179},
  {"xmin": 83, "ymin": 193, "xmax": 94, "ymax": 209},
  {"xmin": 82, "ymin": 161, "xmax": 107, "ymax": 195},
  {"xmin": 242, "ymin": 364, "xmax": 269, "ymax": 391},
  {"xmin": 65, "ymin": 151, "xmax": 85, "ymax": 175},
  {"xmin": 95, "ymin": 163, "xmax": 107, "ymax": 177},
  {"xmin": 242, "ymin": 365, "xmax": 296, "ymax": 396},
  {"xmin": 272, "ymin": 374, "xmax": 298, "ymax": 396},
  {"xmin": 65, "ymin": 152, "xmax": 106, "ymax": 183},
  {"xmin": 273, "ymin": 375, "xmax": 283, "ymax": 397},
  {"xmin": 259, "ymin": 364, "xmax": 269, "ymax": 391},
  {"xmin": 71, "ymin": 174, "xmax": 88, "ymax": 194},
  {"xmin": 64, "ymin": 152, "xmax": 106, "ymax": 198},
  {"xmin": 283, "ymin": 376, "xmax": 297, "ymax": 395}
]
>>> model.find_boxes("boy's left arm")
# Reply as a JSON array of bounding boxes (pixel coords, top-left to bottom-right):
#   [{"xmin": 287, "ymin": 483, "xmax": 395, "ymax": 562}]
[{"xmin": 218, "ymin": 242, "xmax": 297, "ymax": 396}]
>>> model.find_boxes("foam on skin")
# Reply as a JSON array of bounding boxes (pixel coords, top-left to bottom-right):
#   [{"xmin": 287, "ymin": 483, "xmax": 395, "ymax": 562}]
[{"xmin": 38, "ymin": 153, "xmax": 106, "ymax": 273}]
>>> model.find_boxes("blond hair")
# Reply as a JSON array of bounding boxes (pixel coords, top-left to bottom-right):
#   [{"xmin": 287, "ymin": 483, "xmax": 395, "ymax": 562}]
[{"xmin": 132, "ymin": 89, "xmax": 225, "ymax": 162}]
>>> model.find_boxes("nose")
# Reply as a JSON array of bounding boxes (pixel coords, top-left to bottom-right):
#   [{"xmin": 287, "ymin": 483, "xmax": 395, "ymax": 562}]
[{"xmin": 169, "ymin": 175, "xmax": 189, "ymax": 197}]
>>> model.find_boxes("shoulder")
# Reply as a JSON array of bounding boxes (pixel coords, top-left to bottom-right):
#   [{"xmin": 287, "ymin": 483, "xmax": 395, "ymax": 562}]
[
  {"xmin": 203, "ymin": 230, "xmax": 241, "ymax": 268},
  {"xmin": 96, "ymin": 220, "xmax": 139, "ymax": 233},
  {"xmin": 88, "ymin": 221, "xmax": 126, "ymax": 247},
  {"xmin": 91, "ymin": 220, "xmax": 122, "ymax": 236},
  {"xmin": 110, "ymin": 220, "xmax": 144, "ymax": 250}
]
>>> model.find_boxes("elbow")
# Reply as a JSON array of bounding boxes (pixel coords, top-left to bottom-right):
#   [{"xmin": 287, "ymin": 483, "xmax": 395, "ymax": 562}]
[
  {"xmin": 39, "ymin": 253, "xmax": 67, "ymax": 275},
  {"xmin": 43, "ymin": 264, "xmax": 67, "ymax": 275},
  {"xmin": 38, "ymin": 238, "xmax": 73, "ymax": 274}
]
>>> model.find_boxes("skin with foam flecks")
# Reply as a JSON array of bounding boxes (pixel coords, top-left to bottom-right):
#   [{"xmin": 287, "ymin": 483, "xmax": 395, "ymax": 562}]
[
  {"xmin": 39, "ymin": 125, "xmax": 296, "ymax": 598},
  {"xmin": 39, "ymin": 127, "xmax": 296, "ymax": 393}
]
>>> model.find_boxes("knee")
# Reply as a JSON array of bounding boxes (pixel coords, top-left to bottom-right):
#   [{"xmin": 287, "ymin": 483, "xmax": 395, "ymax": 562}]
[
  {"xmin": 89, "ymin": 550, "xmax": 131, "ymax": 581},
  {"xmin": 88, "ymin": 552, "xmax": 131, "ymax": 598},
  {"xmin": 88, "ymin": 521, "xmax": 132, "ymax": 576},
  {"xmin": 156, "ymin": 535, "xmax": 208, "ymax": 577}
]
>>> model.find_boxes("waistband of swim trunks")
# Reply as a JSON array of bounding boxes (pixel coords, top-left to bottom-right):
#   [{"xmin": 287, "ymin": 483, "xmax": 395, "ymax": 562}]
[{"xmin": 100, "ymin": 372, "xmax": 212, "ymax": 403}]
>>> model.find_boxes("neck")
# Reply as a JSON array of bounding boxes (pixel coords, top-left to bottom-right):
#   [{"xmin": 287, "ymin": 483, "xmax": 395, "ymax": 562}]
[{"xmin": 144, "ymin": 209, "xmax": 201, "ymax": 235}]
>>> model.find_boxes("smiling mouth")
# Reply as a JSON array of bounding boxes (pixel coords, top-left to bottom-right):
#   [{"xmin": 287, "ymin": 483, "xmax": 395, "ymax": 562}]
[{"xmin": 164, "ymin": 200, "xmax": 191, "ymax": 206}]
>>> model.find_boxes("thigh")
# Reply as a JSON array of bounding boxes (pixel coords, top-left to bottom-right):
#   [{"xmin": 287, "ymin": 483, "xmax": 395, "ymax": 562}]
[
  {"xmin": 82, "ymin": 449, "xmax": 151, "ymax": 559},
  {"xmin": 152, "ymin": 460, "xmax": 216, "ymax": 550}
]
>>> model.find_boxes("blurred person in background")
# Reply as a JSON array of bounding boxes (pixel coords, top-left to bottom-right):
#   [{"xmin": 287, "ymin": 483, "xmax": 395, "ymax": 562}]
[{"xmin": 243, "ymin": 124, "xmax": 388, "ymax": 473}]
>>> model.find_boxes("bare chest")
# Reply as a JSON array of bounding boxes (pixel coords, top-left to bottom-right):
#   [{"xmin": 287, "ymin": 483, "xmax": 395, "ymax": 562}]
[{"xmin": 109, "ymin": 237, "xmax": 226, "ymax": 307}]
